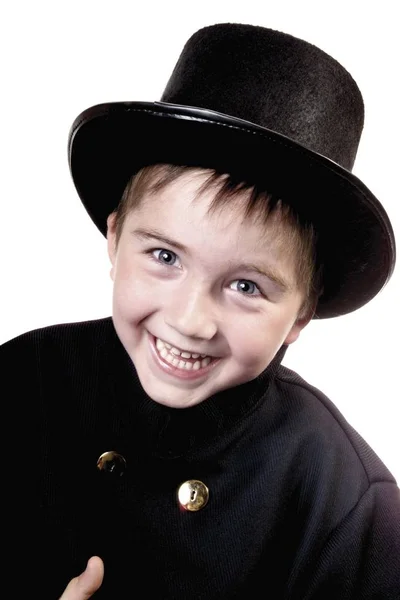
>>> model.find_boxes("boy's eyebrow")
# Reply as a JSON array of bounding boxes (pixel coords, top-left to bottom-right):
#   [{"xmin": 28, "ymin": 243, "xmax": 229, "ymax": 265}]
[
  {"xmin": 234, "ymin": 262, "xmax": 293, "ymax": 292},
  {"xmin": 131, "ymin": 227, "xmax": 293, "ymax": 292},
  {"xmin": 132, "ymin": 227, "xmax": 188, "ymax": 254}
]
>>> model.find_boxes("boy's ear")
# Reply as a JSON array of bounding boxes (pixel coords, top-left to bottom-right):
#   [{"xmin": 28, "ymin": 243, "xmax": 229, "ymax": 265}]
[
  {"xmin": 106, "ymin": 213, "xmax": 117, "ymax": 278},
  {"xmin": 284, "ymin": 305, "xmax": 315, "ymax": 346}
]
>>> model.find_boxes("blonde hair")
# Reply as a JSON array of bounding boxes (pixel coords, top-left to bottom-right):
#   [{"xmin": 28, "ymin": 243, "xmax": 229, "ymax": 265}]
[{"xmin": 113, "ymin": 164, "xmax": 323, "ymax": 317}]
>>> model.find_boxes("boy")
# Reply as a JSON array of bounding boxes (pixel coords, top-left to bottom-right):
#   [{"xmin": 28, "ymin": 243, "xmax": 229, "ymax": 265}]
[{"xmin": 2, "ymin": 23, "xmax": 399, "ymax": 599}]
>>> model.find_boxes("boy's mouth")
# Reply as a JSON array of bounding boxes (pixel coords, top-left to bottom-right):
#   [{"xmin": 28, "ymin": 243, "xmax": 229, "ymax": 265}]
[
  {"xmin": 150, "ymin": 335, "xmax": 221, "ymax": 380},
  {"xmin": 155, "ymin": 337, "xmax": 213, "ymax": 370}
]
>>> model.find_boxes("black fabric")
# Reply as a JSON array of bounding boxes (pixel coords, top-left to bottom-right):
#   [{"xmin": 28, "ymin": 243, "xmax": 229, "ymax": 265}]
[
  {"xmin": 161, "ymin": 24, "xmax": 364, "ymax": 171},
  {"xmin": 2, "ymin": 317, "xmax": 400, "ymax": 599}
]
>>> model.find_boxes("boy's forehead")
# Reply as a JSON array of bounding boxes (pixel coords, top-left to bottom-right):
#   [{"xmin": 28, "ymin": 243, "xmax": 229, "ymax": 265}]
[
  {"xmin": 127, "ymin": 173, "xmax": 298, "ymax": 286},
  {"xmin": 135, "ymin": 170, "xmax": 289, "ymax": 250}
]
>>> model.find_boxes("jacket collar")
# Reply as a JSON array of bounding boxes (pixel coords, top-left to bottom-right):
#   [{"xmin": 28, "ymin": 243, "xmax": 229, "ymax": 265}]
[{"xmin": 103, "ymin": 318, "xmax": 287, "ymax": 459}]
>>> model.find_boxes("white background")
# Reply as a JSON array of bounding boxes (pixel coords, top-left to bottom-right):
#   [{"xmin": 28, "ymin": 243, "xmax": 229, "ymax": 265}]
[{"xmin": 1, "ymin": 1, "xmax": 399, "ymax": 481}]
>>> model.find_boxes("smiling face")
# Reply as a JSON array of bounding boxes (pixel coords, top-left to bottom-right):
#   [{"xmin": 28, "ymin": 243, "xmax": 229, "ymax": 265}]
[{"xmin": 107, "ymin": 170, "xmax": 311, "ymax": 408}]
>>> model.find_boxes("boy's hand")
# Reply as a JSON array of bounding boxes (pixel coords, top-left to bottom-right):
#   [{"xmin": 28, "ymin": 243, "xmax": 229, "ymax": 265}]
[{"xmin": 58, "ymin": 557, "xmax": 104, "ymax": 599}]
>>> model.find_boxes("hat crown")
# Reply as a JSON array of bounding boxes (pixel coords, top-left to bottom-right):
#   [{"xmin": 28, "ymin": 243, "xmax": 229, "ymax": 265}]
[{"xmin": 161, "ymin": 23, "xmax": 364, "ymax": 171}]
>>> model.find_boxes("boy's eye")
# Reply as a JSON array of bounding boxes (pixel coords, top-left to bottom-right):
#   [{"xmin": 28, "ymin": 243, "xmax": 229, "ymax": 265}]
[
  {"xmin": 230, "ymin": 280, "xmax": 261, "ymax": 297},
  {"xmin": 150, "ymin": 251, "xmax": 261, "ymax": 297},
  {"xmin": 152, "ymin": 248, "xmax": 181, "ymax": 267}
]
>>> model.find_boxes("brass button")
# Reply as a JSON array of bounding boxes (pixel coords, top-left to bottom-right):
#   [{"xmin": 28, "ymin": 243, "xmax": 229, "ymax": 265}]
[
  {"xmin": 96, "ymin": 451, "xmax": 126, "ymax": 476},
  {"xmin": 177, "ymin": 480, "xmax": 209, "ymax": 511}
]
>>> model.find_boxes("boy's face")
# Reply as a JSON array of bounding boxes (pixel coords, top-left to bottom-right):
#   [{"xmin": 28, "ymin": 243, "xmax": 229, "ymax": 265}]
[{"xmin": 107, "ymin": 171, "xmax": 310, "ymax": 408}]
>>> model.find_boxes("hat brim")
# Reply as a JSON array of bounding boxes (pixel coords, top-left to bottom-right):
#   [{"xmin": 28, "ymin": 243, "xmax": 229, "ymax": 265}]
[{"xmin": 68, "ymin": 101, "xmax": 396, "ymax": 319}]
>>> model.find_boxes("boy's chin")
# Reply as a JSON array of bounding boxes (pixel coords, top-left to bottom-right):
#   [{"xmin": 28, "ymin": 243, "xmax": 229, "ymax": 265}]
[
  {"xmin": 144, "ymin": 387, "xmax": 209, "ymax": 409},
  {"xmin": 137, "ymin": 370, "xmax": 217, "ymax": 409}
]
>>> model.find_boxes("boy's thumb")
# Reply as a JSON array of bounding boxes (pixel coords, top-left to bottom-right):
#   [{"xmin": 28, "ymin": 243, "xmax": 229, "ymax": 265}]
[{"xmin": 59, "ymin": 556, "xmax": 104, "ymax": 599}]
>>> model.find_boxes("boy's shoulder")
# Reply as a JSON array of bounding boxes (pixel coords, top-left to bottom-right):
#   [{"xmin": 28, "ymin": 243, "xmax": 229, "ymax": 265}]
[
  {"xmin": 272, "ymin": 363, "xmax": 397, "ymax": 487},
  {"xmin": 0, "ymin": 317, "xmax": 114, "ymax": 353},
  {"xmin": 0, "ymin": 317, "xmax": 117, "ymax": 389}
]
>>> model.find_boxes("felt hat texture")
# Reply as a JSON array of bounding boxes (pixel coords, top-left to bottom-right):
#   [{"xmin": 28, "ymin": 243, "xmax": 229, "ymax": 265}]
[{"xmin": 68, "ymin": 23, "xmax": 396, "ymax": 318}]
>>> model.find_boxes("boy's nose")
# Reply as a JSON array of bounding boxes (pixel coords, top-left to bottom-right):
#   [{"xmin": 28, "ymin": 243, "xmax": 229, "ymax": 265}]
[{"xmin": 163, "ymin": 287, "xmax": 218, "ymax": 341}]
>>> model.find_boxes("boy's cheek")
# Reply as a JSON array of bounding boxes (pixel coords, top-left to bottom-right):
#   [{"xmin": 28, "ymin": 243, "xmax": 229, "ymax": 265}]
[{"xmin": 112, "ymin": 278, "xmax": 155, "ymax": 315}]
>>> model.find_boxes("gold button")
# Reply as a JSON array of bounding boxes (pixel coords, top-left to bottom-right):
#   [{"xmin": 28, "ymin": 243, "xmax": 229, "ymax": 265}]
[
  {"xmin": 177, "ymin": 480, "xmax": 209, "ymax": 511},
  {"xmin": 96, "ymin": 451, "xmax": 126, "ymax": 476}
]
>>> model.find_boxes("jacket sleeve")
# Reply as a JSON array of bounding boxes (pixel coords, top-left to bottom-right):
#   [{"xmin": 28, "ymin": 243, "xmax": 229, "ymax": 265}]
[{"xmin": 301, "ymin": 480, "xmax": 400, "ymax": 599}]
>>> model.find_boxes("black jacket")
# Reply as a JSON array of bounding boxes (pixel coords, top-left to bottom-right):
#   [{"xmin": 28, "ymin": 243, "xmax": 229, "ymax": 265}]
[{"xmin": 2, "ymin": 318, "xmax": 399, "ymax": 599}]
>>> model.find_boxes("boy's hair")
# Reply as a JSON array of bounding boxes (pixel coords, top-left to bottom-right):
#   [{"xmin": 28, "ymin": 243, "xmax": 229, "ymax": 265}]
[{"xmin": 112, "ymin": 164, "xmax": 324, "ymax": 318}]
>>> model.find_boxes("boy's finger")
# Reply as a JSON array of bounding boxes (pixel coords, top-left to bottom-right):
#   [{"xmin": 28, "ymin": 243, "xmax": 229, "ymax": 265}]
[{"xmin": 59, "ymin": 556, "xmax": 104, "ymax": 600}]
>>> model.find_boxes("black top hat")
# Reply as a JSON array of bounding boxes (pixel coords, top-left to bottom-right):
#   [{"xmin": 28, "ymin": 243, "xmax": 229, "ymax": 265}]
[{"xmin": 68, "ymin": 23, "xmax": 396, "ymax": 318}]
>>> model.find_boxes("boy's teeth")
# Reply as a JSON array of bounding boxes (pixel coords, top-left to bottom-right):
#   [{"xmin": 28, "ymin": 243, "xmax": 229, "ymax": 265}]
[
  {"xmin": 170, "ymin": 347, "xmax": 200, "ymax": 359},
  {"xmin": 155, "ymin": 337, "xmax": 212, "ymax": 369},
  {"xmin": 159, "ymin": 347, "xmax": 169, "ymax": 359}
]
